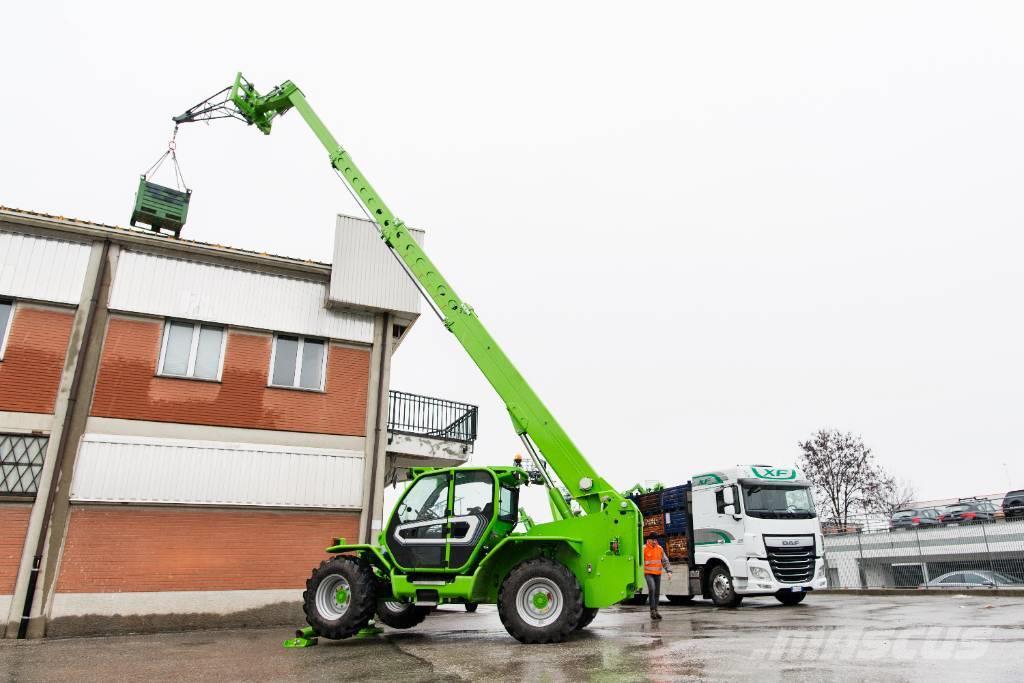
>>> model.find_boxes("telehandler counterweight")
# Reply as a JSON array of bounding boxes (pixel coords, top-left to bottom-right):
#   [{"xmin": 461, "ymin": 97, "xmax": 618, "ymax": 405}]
[{"xmin": 171, "ymin": 73, "xmax": 643, "ymax": 643}]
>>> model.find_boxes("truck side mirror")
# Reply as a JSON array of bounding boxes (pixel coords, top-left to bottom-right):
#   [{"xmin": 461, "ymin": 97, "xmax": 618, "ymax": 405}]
[
  {"xmin": 723, "ymin": 502, "xmax": 737, "ymax": 515},
  {"xmin": 722, "ymin": 486, "xmax": 735, "ymax": 506}
]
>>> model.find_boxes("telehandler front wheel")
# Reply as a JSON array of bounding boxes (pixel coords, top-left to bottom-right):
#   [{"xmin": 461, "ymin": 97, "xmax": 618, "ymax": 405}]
[
  {"xmin": 498, "ymin": 558, "xmax": 583, "ymax": 644},
  {"xmin": 376, "ymin": 599, "xmax": 431, "ymax": 629},
  {"xmin": 303, "ymin": 555, "xmax": 377, "ymax": 639},
  {"xmin": 575, "ymin": 607, "xmax": 599, "ymax": 630}
]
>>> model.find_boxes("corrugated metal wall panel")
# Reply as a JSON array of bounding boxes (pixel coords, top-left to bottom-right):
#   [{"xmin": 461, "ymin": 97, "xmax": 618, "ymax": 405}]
[
  {"xmin": 329, "ymin": 214, "xmax": 423, "ymax": 315},
  {"xmin": 0, "ymin": 230, "xmax": 92, "ymax": 304},
  {"xmin": 70, "ymin": 435, "xmax": 364, "ymax": 509},
  {"xmin": 108, "ymin": 250, "xmax": 373, "ymax": 343}
]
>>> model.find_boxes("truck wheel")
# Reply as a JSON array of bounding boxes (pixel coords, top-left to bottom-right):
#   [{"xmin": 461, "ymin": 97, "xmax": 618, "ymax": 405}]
[
  {"xmin": 464, "ymin": 602, "xmax": 479, "ymax": 613},
  {"xmin": 498, "ymin": 558, "xmax": 583, "ymax": 643},
  {"xmin": 667, "ymin": 595, "xmax": 694, "ymax": 606},
  {"xmin": 376, "ymin": 599, "xmax": 431, "ymax": 629},
  {"xmin": 775, "ymin": 591, "xmax": 807, "ymax": 606},
  {"xmin": 303, "ymin": 556, "xmax": 377, "ymax": 639},
  {"xmin": 707, "ymin": 565, "xmax": 743, "ymax": 608},
  {"xmin": 575, "ymin": 607, "xmax": 599, "ymax": 630}
]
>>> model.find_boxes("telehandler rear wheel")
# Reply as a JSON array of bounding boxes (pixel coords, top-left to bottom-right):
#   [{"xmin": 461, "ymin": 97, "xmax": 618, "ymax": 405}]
[
  {"xmin": 498, "ymin": 557, "xmax": 583, "ymax": 644},
  {"xmin": 303, "ymin": 555, "xmax": 377, "ymax": 639},
  {"xmin": 376, "ymin": 599, "xmax": 431, "ymax": 629}
]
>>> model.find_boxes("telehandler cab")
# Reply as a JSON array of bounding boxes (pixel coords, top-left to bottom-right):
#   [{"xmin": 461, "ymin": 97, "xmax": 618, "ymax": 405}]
[{"xmin": 171, "ymin": 74, "xmax": 643, "ymax": 643}]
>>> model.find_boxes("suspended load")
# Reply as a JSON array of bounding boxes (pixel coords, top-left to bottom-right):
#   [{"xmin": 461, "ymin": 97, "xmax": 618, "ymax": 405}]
[{"xmin": 131, "ymin": 127, "xmax": 191, "ymax": 238}]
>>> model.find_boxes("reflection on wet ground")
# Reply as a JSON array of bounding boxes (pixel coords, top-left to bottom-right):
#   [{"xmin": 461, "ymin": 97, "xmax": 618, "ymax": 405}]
[{"xmin": 2, "ymin": 594, "xmax": 1022, "ymax": 681}]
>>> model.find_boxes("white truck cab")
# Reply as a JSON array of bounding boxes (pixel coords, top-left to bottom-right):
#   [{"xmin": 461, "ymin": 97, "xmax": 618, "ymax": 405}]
[{"xmin": 640, "ymin": 465, "xmax": 828, "ymax": 607}]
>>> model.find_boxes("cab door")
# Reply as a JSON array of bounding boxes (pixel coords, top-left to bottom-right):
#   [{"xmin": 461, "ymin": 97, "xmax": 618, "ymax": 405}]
[{"xmin": 386, "ymin": 470, "xmax": 498, "ymax": 572}]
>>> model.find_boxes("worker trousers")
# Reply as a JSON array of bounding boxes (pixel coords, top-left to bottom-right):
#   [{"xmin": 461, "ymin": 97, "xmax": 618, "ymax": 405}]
[{"xmin": 645, "ymin": 573, "xmax": 661, "ymax": 608}]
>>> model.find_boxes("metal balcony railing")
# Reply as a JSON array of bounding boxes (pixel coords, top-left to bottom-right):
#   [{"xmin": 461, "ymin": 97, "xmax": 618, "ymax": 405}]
[{"xmin": 388, "ymin": 390, "xmax": 478, "ymax": 444}]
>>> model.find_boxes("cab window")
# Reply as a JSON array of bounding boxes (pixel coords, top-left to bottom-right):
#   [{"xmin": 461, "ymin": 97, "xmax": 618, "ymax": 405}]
[
  {"xmin": 453, "ymin": 470, "xmax": 493, "ymax": 518},
  {"xmin": 397, "ymin": 473, "xmax": 449, "ymax": 523},
  {"xmin": 499, "ymin": 486, "xmax": 517, "ymax": 521}
]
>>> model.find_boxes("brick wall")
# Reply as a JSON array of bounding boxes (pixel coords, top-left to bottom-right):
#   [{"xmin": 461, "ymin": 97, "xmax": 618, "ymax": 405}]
[
  {"xmin": 90, "ymin": 318, "xmax": 369, "ymax": 436},
  {"xmin": 0, "ymin": 306, "xmax": 74, "ymax": 414},
  {"xmin": 56, "ymin": 506, "xmax": 359, "ymax": 593},
  {"xmin": 0, "ymin": 504, "xmax": 32, "ymax": 594}
]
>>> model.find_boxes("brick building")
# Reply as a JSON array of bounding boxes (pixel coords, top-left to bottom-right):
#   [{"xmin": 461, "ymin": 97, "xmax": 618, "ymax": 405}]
[{"xmin": 0, "ymin": 207, "xmax": 476, "ymax": 637}]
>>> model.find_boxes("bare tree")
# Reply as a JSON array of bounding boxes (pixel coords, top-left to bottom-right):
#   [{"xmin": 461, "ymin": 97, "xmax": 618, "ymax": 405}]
[
  {"xmin": 870, "ymin": 476, "xmax": 918, "ymax": 517},
  {"xmin": 797, "ymin": 430, "xmax": 886, "ymax": 526}
]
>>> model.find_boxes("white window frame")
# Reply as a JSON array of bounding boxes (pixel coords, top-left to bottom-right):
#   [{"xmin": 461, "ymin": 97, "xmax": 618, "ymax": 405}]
[
  {"xmin": 157, "ymin": 319, "xmax": 227, "ymax": 381},
  {"xmin": 268, "ymin": 333, "xmax": 329, "ymax": 392},
  {"xmin": 0, "ymin": 299, "xmax": 14, "ymax": 361}
]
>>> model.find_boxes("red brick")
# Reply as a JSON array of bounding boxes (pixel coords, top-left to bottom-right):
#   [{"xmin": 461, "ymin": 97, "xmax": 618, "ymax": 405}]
[
  {"xmin": 0, "ymin": 504, "xmax": 32, "ymax": 594},
  {"xmin": 56, "ymin": 506, "xmax": 359, "ymax": 593},
  {"xmin": 0, "ymin": 307, "xmax": 73, "ymax": 414},
  {"xmin": 90, "ymin": 319, "xmax": 369, "ymax": 435}
]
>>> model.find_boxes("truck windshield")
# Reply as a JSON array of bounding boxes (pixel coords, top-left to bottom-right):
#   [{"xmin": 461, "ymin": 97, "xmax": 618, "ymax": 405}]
[{"xmin": 742, "ymin": 484, "xmax": 816, "ymax": 519}]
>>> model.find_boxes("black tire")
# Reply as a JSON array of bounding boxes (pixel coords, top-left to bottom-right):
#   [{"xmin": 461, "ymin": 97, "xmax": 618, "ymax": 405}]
[
  {"xmin": 464, "ymin": 602, "xmax": 479, "ymax": 613},
  {"xmin": 706, "ymin": 565, "xmax": 743, "ymax": 608},
  {"xmin": 376, "ymin": 599, "xmax": 431, "ymax": 629},
  {"xmin": 775, "ymin": 591, "xmax": 807, "ymax": 606},
  {"xmin": 667, "ymin": 594, "xmax": 694, "ymax": 606},
  {"xmin": 575, "ymin": 607, "xmax": 599, "ymax": 630},
  {"xmin": 498, "ymin": 558, "xmax": 583, "ymax": 644},
  {"xmin": 303, "ymin": 555, "xmax": 377, "ymax": 639}
]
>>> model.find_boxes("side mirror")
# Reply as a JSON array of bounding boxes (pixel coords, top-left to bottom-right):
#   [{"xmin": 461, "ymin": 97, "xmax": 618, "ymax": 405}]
[
  {"xmin": 722, "ymin": 486, "xmax": 735, "ymax": 506},
  {"xmin": 723, "ymin": 502, "xmax": 737, "ymax": 516}
]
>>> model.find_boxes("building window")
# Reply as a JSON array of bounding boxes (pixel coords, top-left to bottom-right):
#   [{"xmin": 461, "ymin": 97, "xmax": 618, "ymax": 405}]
[
  {"xmin": 0, "ymin": 434, "xmax": 48, "ymax": 496},
  {"xmin": 270, "ymin": 334, "xmax": 327, "ymax": 390},
  {"xmin": 0, "ymin": 299, "xmax": 13, "ymax": 360},
  {"xmin": 158, "ymin": 320, "xmax": 225, "ymax": 380}
]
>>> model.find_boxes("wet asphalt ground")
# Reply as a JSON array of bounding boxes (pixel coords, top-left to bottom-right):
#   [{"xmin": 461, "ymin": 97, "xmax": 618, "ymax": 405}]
[{"xmin": 2, "ymin": 593, "xmax": 1021, "ymax": 682}]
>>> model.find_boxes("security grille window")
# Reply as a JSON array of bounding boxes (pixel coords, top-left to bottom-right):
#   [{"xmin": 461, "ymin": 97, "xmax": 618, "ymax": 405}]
[
  {"xmin": 270, "ymin": 334, "xmax": 327, "ymax": 390},
  {"xmin": 0, "ymin": 300, "xmax": 12, "ymax": 360},
  {"xmin": 0, "ymin": 434, "xmax": 48, "ymax": 496},
  {"xmin": 159, "ymin": 320, "xmax": 225, "ymax": 380}
]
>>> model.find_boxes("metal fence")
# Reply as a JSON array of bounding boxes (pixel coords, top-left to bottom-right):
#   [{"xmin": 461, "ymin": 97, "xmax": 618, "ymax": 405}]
[
  {"xmin": 387, "ymin": 390, "xmax": 478, "ymax": 444},
  {"xmin": 821, "ymin": 492, "xmax": 1024, "ymax": 589}
]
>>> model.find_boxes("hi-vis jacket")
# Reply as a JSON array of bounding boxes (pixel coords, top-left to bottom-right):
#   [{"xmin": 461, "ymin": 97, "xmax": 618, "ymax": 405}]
[{"xmin": 643, "ymin": 542, "xmax": 671, "ymax": 575}]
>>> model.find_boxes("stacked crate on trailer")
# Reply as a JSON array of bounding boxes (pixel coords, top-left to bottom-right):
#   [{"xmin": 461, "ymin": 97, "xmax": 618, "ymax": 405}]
[{"xmin": 630, "ymin": 484, "xmax": 691, "ymax": 562}]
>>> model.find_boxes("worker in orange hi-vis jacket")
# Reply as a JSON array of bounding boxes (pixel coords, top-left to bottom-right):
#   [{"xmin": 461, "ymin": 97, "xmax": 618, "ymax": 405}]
[{"xmin": 643, "ymin": 537, "xmax": 672, "ymax": 620}]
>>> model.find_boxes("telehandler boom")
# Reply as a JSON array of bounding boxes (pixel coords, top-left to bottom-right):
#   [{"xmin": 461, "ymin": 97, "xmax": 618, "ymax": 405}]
[{"xmin": 172, "ymin": 73, "xmax": 642, "ymax": 643}]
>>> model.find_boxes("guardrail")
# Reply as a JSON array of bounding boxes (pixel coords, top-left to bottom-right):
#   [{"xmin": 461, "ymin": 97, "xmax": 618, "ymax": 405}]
[
  {"xmin": 822, "ymin": 516, "xmax": 1024, "ymax": 590},
  {"xmin": 387, "ymin": 390, "xmax": 478, "ymax": 444}
]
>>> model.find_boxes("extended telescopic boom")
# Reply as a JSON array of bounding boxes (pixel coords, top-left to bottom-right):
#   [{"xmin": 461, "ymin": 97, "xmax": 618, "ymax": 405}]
[{"xmin": 175, "ymin": 74, "xmax": 615, "ymax": 514}]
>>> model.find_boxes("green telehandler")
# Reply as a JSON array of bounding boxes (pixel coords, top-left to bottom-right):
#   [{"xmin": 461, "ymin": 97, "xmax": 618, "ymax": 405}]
[{"xmin": 171, "ymin": 74, "xmax": 643, "ymax": 644}]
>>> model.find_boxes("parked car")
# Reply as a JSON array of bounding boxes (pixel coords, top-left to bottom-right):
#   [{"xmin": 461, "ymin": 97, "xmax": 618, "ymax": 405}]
[
  {"xmin": 926, "ymin": 570, "xmax": 1023, "ymax": 588},
  {"xmin": 1003, "ymin": 490, "xmax": 1024, "ymax": 521},
  {"xmin": 890, "ymin": 507, "xmax": 942, "ymax": 530},
  {"xmin": 938, "ymin": 500, "xmax": 998, "ymax": 525}
]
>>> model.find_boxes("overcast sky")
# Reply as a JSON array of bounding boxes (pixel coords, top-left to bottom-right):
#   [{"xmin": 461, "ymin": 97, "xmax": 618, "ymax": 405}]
[{"xmin": 3, "ymin": 2, "xmax": 1022, "ymax": 504}]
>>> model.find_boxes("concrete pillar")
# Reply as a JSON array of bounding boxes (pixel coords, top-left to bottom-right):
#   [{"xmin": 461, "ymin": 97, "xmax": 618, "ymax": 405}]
[
  {"xmin": 4, "ymin": 242, "xmax": 116, "ymax": 638},
  {"xmin": 358, "ymin": 312, "xmax": 393, "ymax": 544}
]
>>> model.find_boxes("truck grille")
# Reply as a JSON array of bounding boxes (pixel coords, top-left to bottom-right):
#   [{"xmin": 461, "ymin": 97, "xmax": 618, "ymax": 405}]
[{"xmin": 766, "ymin": 545, "xmax": 815, "ymax": 583}]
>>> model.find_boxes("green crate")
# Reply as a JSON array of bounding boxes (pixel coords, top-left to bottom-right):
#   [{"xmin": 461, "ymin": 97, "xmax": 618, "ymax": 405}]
[{"xmin": 130, "ymin": 176, "xmax": 191, "ymax": 237}]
